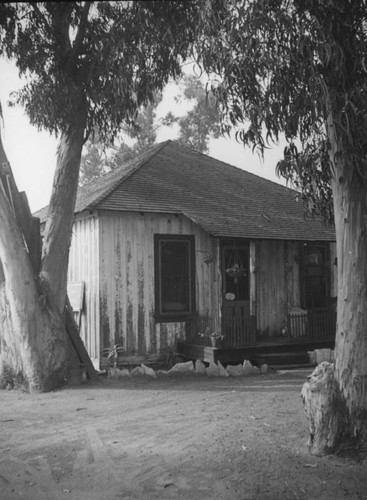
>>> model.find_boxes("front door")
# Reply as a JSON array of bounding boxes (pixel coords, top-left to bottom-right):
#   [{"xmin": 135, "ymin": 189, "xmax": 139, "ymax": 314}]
[{"xmin": 221, "ymin": 242, "xmax": 251, "ymax": 344}]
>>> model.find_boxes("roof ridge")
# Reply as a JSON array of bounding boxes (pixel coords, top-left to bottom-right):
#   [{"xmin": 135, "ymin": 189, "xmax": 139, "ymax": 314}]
[
  {"xmin": 169, "ymin": 140, "xmax": 300, "ymax": 196},
  {"xmin": 86, "ymin": 140, "xmax": 171, "ymax": 210}
]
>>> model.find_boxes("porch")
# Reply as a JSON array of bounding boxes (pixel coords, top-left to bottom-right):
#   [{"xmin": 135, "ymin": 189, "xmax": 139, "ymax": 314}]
[{"xmin": 178, "ymin": 308, "xmax": 336, "ymax": 366}]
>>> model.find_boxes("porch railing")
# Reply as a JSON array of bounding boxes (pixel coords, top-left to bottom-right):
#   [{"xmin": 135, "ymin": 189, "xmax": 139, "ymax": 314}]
[
  {"xmin": 185, "ymin": 311, "xmax": 257, "ymax": 347},
  {"xmin": 287, "ymin": 309, "xmax": 336, "ymax": 342},
  {"xmin": 222, "ymin": 311, "xmax": 257, "ymax": 346},
  {"xmin": 185, "ymin": 309, "xmax": 335, "ymax": 348},
  {"xmin": 185, "ymin": 315, "xmax": 218, "ymax": 346}
]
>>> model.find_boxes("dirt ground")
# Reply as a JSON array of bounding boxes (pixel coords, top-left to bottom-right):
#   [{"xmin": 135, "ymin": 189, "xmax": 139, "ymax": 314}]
[{"xmin": 0, "ymin": 368, "xmax": 366, "ymax": 500}]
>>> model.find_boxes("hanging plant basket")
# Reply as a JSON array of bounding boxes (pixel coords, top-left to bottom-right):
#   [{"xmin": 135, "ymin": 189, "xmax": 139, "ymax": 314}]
[
  {"xmin": 226, "ymin": 264, "xmax": 246, "ymax": 279},
  {"xmin": 225, "ymin": 244, "xmax": 247, "ymax": 281}
]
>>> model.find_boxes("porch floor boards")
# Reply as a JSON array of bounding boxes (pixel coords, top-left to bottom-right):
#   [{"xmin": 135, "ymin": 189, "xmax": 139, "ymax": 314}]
[{"xmin": 177, "ymin": 338, "xmax": 335, "ymax": 366}]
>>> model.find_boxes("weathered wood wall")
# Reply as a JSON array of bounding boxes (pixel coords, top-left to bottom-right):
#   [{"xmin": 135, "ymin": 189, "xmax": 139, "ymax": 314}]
[
  {"xmin": 255, "ymin": 240, "xmax": 337, "ymax": 337},
  {"xmin": 256, "ymin": 240, "xmax": 288, "ymax": 336},
  {"xmin": 98, "ymin": 211, "xmax": 221, "ymax": 360},
  {"xmin": 67, "ymin": 209, "xmax": 337, "ymax": 360},
  {"xmin": 67, "ymin": 214, "xmax": 100, "ymax": 362}
]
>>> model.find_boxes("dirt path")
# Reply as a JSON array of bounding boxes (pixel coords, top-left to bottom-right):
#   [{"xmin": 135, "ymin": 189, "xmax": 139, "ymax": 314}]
[{"xmin": 0, "ymin": 369, "xmax": 365, "ymax": 500}]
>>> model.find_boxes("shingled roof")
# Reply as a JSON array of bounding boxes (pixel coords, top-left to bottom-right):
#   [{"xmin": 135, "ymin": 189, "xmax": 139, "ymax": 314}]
[{"xmin": 35, "ymin": 140, "xmax": 335, "ymax": 241}]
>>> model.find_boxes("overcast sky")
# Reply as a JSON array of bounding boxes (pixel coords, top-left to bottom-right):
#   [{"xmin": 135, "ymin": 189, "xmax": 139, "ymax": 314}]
[{"xmin": 0, "ymin": 58, "xmax": 287, "ymax": 213}]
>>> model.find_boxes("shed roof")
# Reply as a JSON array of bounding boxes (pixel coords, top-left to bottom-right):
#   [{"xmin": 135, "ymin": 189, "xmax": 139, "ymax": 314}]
[{"xmin": 35, "ymin": 140, "xmax": 335, "ymax": 241}]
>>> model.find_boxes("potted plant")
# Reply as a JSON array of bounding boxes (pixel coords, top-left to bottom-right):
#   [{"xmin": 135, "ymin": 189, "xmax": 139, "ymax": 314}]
[
  {"xmin": 199, "ymin": 328, "xmax": 224, "ymax": 348},
  {"xmin": 210, "ymin": 330, "xmax": 224, "ymax": 348}
]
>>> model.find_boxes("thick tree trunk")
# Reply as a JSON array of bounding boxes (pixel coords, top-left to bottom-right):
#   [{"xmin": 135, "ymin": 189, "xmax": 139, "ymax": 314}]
[
  {"xmin": 301, "ymin": 362, "xmax": 349, "ymax": 453},
  {"xmin": 41, "ymin": 120, "xmax": 85, "ymax": 312},
  {"xmin": 0, "ymin": 184, "xmax": 80, "ymax": 392},
  {"xmin": 332, "ymin": 157, "xmax": 367, "ymax": 437},
  {"xmin": 302, "ymin": 110, "xmax": 367, "ymax": 455}
]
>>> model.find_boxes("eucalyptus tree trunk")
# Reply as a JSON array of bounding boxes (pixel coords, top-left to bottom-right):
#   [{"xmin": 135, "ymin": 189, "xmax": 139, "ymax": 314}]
[
  {"xmin": 0, "ymin": 114, "xmax": 86, "ymax": 391},
  {"xmin": 302, "ymin": 109, "xmax": 367, "ymax": 454},
  {"xmin": 0, "ymin": 179, "xmax": 80, "ymax": 391},
  {"xmin": 41, "ymin": 119, "xmax": 85, "ymax": 312},
  {"xmin": 332, "ymin": 151, "xmax": 367, "ymax": 438}
]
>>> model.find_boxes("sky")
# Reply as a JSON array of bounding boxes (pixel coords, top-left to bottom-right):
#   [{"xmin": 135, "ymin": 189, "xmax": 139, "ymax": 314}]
[{"xmin": 0, "ymin": 58, "xmax": 287, "ymax": 213}]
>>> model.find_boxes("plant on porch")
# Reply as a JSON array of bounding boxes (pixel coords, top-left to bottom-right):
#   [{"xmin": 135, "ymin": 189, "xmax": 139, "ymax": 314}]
[
  {"xmin": 101, "ymin": 344, "xmax": 125, "ymax": 369},
  {"xmin": 199, "ymin": 328, "xmax": 224, "ymax": 348}
]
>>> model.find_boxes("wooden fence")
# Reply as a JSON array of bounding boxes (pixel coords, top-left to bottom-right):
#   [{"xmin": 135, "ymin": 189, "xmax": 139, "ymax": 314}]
[{"xmin": 287, "ymin": 309, "xmax": 336, "ymax": 341}]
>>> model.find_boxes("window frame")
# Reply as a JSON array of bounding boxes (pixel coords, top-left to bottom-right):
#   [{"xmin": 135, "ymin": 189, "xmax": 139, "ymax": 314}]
[{"xmin": 154, "ymin": 234, "xmax": 196, "ymax": 323}]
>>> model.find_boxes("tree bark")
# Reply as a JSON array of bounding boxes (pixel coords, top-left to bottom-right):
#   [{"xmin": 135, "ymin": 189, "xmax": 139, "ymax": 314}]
[
  {"xmin": 302, "ymin": 107, "xmax": 367, "ymax": 455},
  {"xmin": 41, "ymin": 120, "xmax": 85, "ymax": 312},
  {"xmin": 332, "ymin": 152, "xmax": 367, "ymax": 441},
  {"xmin": 301, "ymin": 362, "xmax": 348, "ymax": 453},
  {"xmin": 0, "ymin": 183, "xmax": 80, "ymax": 392}
]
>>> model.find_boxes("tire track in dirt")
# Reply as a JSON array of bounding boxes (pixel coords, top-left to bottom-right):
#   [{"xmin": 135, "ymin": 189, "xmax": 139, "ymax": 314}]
[{"xmin": 0, "ymin": 372, "xmax": 365, "ymax": 499}]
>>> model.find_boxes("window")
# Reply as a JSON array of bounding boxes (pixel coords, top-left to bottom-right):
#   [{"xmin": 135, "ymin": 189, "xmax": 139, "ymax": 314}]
[
  {"xmin": 301, "ymin": 243, "xmax": 330, "ymax": 309},
  {"xmin": 154, "ymin": 235, "xmax": 196, "ymax": 321}
]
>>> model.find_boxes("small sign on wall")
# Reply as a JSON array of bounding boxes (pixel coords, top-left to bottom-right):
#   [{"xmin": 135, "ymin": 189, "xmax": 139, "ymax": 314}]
[
  {"xmin": 225, "ymin": 292, "xmax": 235, "ymax": 301},
  {"xmin": 67, "ymin": 282, "xmax": 85, "ymax": 312}
]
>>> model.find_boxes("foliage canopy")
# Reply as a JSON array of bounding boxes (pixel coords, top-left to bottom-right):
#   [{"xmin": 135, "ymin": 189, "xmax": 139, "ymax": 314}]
[
  {"xmin": 0, "ymin": 1, "xmax": 198, "ymax": 141},
  {"xmin": 194, "ymin": 0, "xmax": 367, "ymax": 221}
]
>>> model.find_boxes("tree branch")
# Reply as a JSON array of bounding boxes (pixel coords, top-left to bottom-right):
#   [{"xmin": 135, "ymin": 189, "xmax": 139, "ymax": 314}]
[
  {"xmin": 51, "ymin": 4, "xmax": 73, "ymax": 61},
  {"xmin": 70, "ymin": 2, "xmax": 92, "ymax": 63},
  {"xmin": 31, "ymin": 3, "xmax": 52, "ymax": 39}
]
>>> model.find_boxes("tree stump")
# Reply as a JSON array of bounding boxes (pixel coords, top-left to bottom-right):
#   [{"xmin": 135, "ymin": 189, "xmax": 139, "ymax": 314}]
[{"xmin": 301, "ymin": 361, "xmax": 348, "ymax": 455}]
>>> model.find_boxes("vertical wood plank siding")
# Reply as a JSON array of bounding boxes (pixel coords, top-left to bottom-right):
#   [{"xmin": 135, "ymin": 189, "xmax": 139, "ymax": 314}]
[
  {"xmin": 67, "ymin": 211, "xmax": 337, "ymax": 359},
  {"xmin": 255, "ymin": 240, "xmax": 336, "ymax": 337},
  {"xmin": 98, "ymin": 212, "xmax": 220, "ymax": 358},
  {"xmin": 257, "ymin": 240, "xmax": 300, "ymax": 336},
  {"xmin": 257, "ymin": 240, "xmax": 287, "ymax": 335},
  {"xmin": 67, "ymin": 215, "xmax": 100, "ymax": 361}
]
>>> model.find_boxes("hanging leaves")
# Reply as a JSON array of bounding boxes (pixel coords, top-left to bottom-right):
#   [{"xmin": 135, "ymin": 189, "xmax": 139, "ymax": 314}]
[{"xmin": 194, "ymin": 0, "xmax": 367, "ymax": 220}]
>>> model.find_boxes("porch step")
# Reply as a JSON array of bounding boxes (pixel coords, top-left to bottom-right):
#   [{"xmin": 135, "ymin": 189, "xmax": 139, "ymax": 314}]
[{"xmin": 256, "ymin": 351, "xmax": 312, "ymax": 368}]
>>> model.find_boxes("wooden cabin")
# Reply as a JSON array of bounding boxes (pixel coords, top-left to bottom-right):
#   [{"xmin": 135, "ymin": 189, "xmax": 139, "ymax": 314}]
[{"xmin": 37, "ymin": 141, "xmax": 337, "ymax": 369}]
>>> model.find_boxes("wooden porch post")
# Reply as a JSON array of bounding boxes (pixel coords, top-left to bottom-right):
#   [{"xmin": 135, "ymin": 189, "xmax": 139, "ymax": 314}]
[
  {"xmin": 216, "ymin": 238, "xmax": 223, "ymax": 334},
  {"xmin": 249, "ymin": 241, "xmax": 257, "ymax": 317}
]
